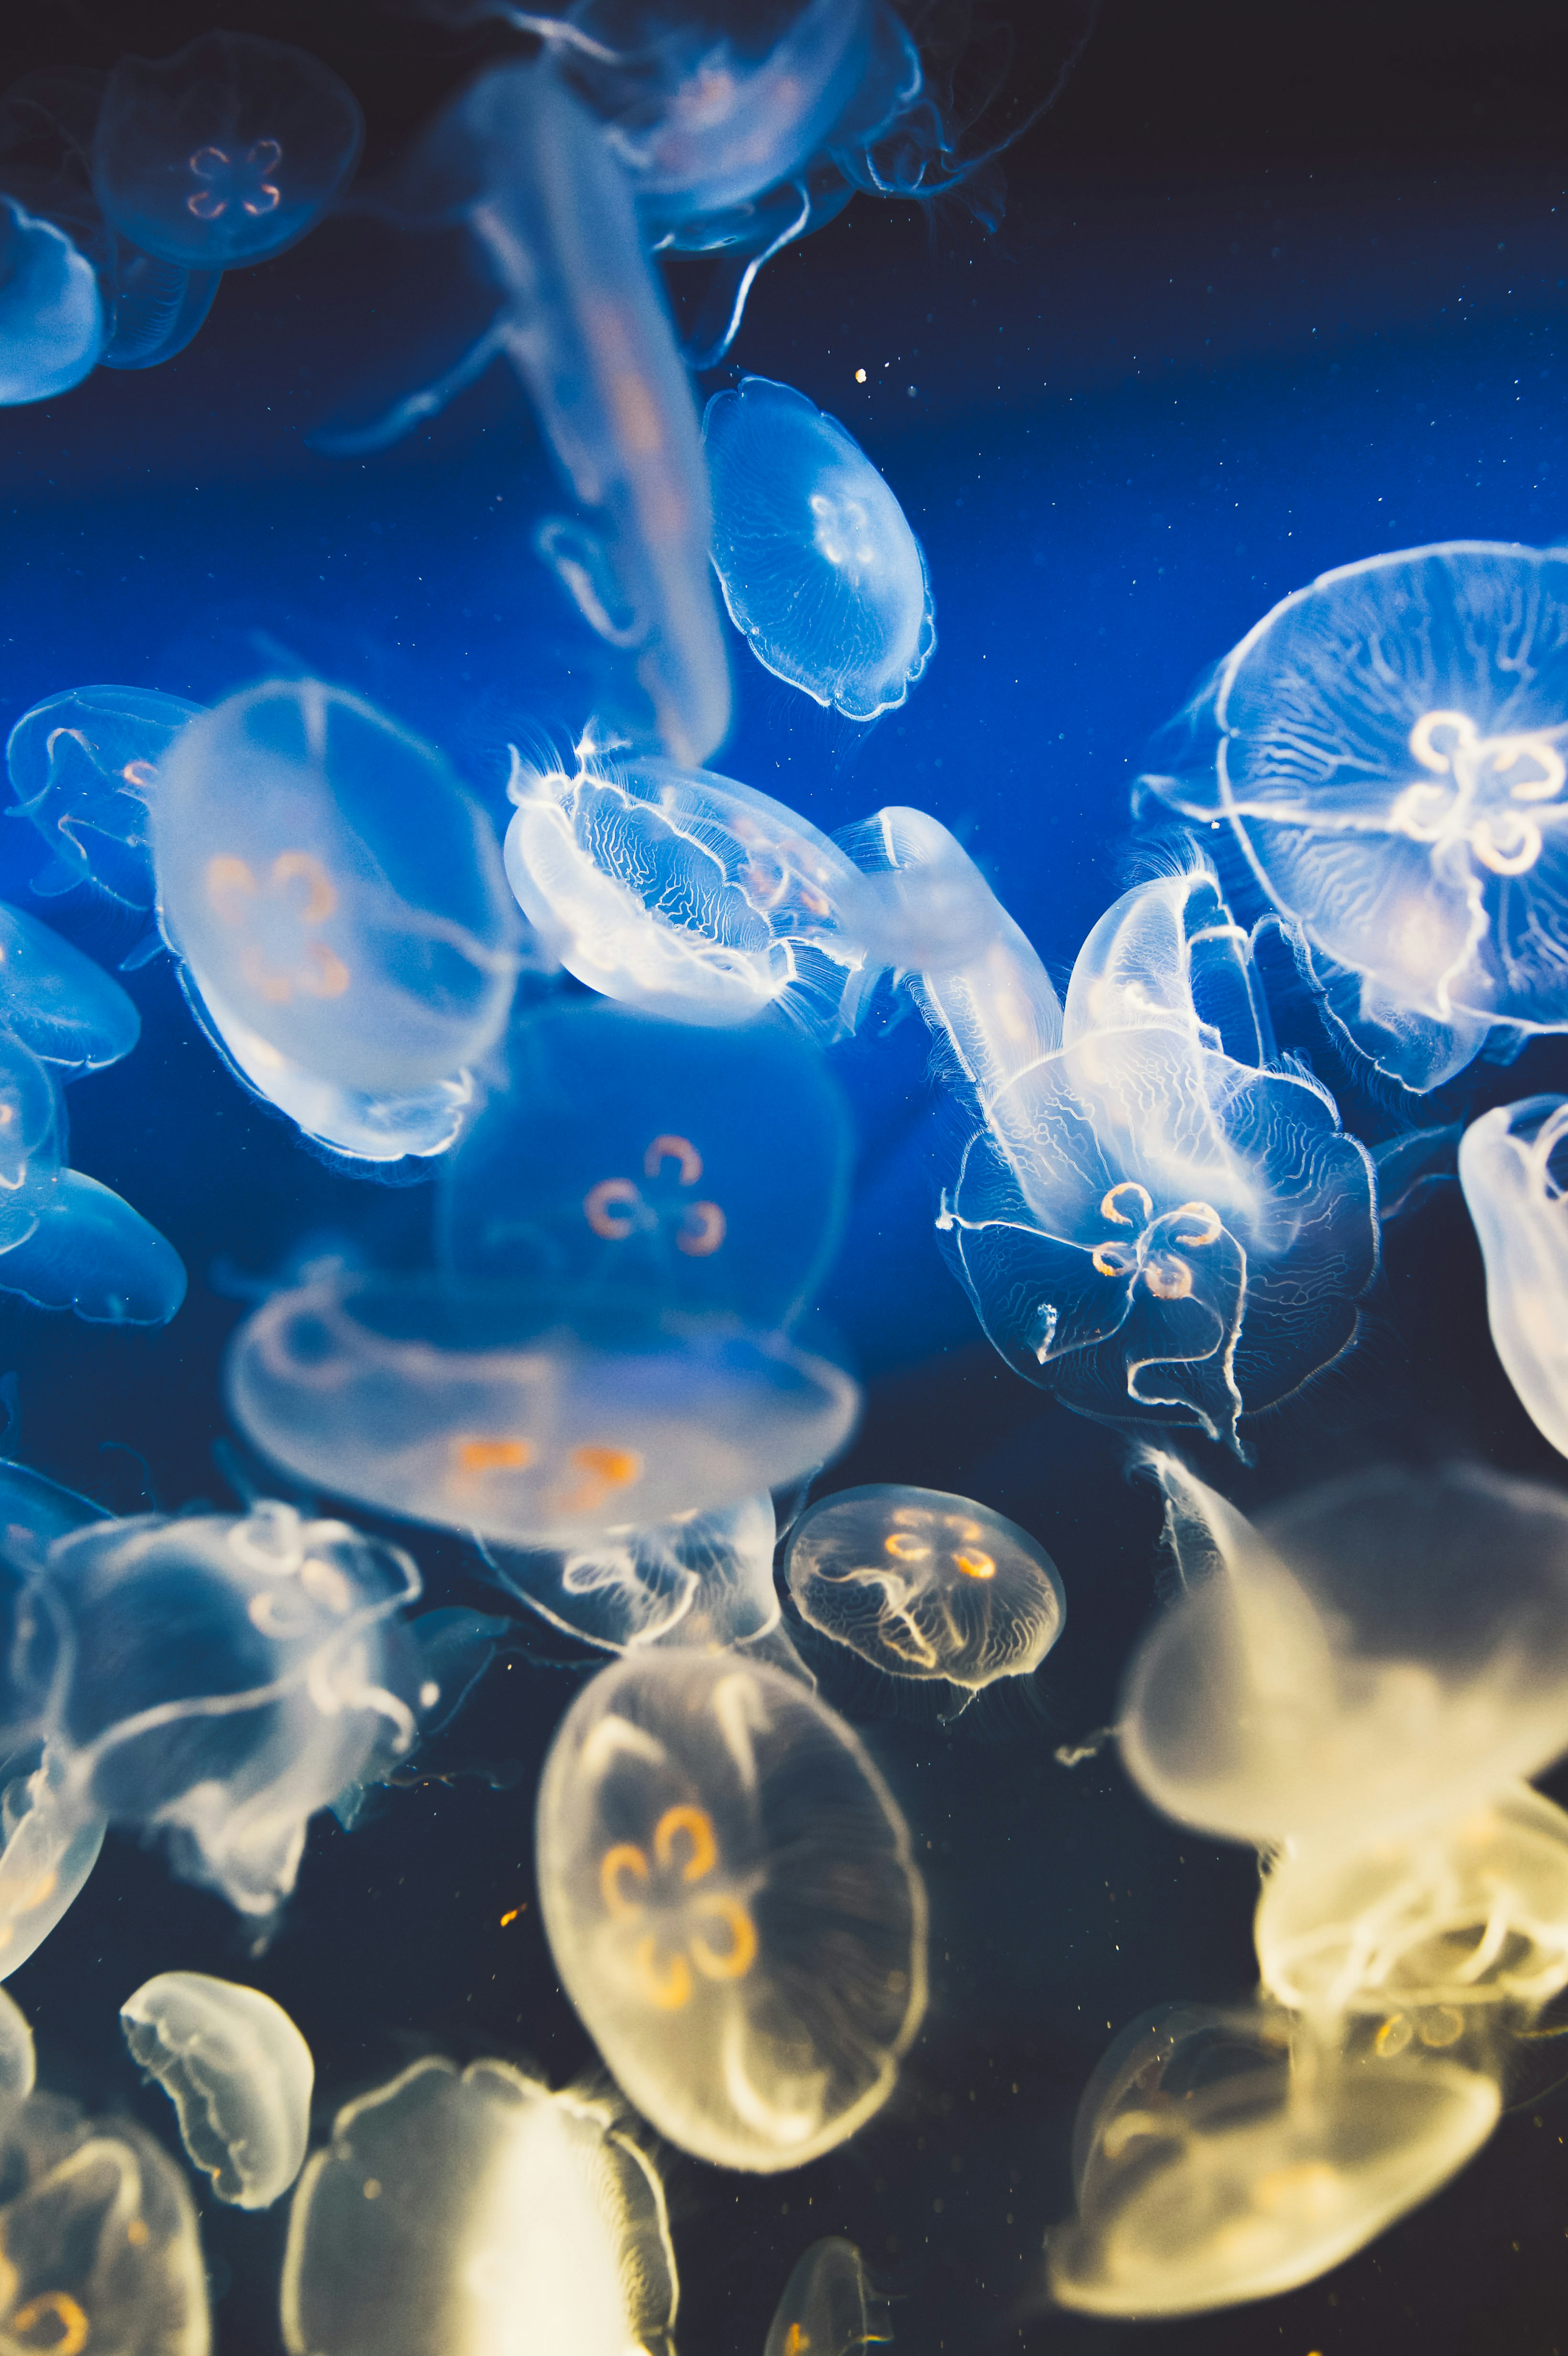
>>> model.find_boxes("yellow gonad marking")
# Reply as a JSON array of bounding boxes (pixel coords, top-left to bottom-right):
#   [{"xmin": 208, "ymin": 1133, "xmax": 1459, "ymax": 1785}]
[
  {"xmin": 1375, "ymin": 2013, "xmax": 1413, "ymax": 2058},
  {"xmin": 207, "ymin": 853, "xmax": 258, "ymax": 916},
  {"xmin": 214, "ymin": 851, "xmax": 350, "ymax": 1001},
  {"xmin": 1418, "ymin": 2005, "xmax": 1466, "ymax": 2048},
  {"xmin": 677, "ymin": 1201, "xmax": 726, "ymax": 1257},
  {"xmin": 600, "ymin": 1843, "xmax": 650, "ymax": 1920},
  {"xmin": 452, "ymin": 1436, "xmax": 533, "ymax": 1475},
  {"xmin": 10, "ymin": 2293, "xmax": 90, "ymax": 2356},
  {"xmin": 654, "ymin": 1804, "xmax": 717, "ymax": 1882},
  {"xmin": 632, "ymin": 1934, "xmax": 693, "ymax": 2010},
  {"xmin": 885, "ymin": 1533, "xmax": 932, "ymax": 1562},
  {"xmin": 1143, "ymin": 1259, "xmax": 1194, "ymax": 1302},
  {"xmin": 644, "ymin": 1133, "xmax": 703, "ymax": 1186},
  {"xmin": 584, "ymin": 1178, "xmax": 641, "ymax": 1239},
  {"xmin": 1100, "ymin": 1180, "xmax": 1154, "ymax": 1227},
  {"xmin": 15, "ymin": 1873, "xmax": 56, "ymax": 1913},
  {"xmin": 784, "ymin": 2331, "xmax": 810, "ymax": 2356},
  {"xmin": 1170, "ymin": 1202, "xmax": 1222, "ymax": 1247},
  {"xmin": 954, "ymin": 1551, "xmax": 996, "ymax": 1580},
  {"xmin": 120, "ymin": 760, "xmax": 157, "ymax": 789},
  {"xmin": 558, "ymin": 1445, "xmax": 643, "ymax": 1516},
  {"xmin": 690, "ymin": 1893, "xmax": 759, "ymax": 1981},
  {"xmin": 126, "ymin": 2221, "xmax": 148, "ymax": 2247},
  {"xmin": 272, "ymin": 849, "xmax": 338, "ymax": 923},
  {"xmin": 1091, "ymin": 1241, "xmax": 1137, "ymax": 1278}
]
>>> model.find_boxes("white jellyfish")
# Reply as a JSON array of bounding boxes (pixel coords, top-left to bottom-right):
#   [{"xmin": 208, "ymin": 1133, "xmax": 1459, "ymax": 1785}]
[
  {"xmin": 121, "ymin": 1972, "xmax": 314, "ymax": 2210},
  {"xmin": 1459, "ymin": 1095, "xmax": 1568, "ymax": 1461}
]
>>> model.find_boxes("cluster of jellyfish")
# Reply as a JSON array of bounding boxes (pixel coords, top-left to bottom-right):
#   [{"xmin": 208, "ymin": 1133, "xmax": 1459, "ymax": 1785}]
[{"xmin": 0, "ymin": 0, "xmax": 1566, "ymax": 2346}]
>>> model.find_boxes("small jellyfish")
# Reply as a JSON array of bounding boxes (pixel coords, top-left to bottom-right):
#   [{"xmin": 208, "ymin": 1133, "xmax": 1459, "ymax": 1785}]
[
  {"xmin": 480, "ymin": 1492, "xmax": 780, "ymax": 1654},
  {"xmin": 92, "ymin": 32, "xmax": 363, "ymax": 270},
  {"xmin": 0, "ymin": 1744, "xmax": 106, "ymax": 1980},
  {"xmin": 152, "ymin": 678, "xmax": 519, "ymax": 1096},
  {"xmin": 281, "ymin": 2056, "xmax": 677, "ymax": 2356},
  {"xmin": 6, "ymin": 684, "xmax": 205, "ymax": 911},
  {"xmin": 0, "ymin": 1032, "xmax": 64, "ymax": 1253},
  {"xmin": 1137, "ymin": 542, "xmax": 1568, "ymax": 1091},
  {"xmin": 536, "ymin": 1648, "xmax": 927, "ymax": 2169},
  {"xmin": 1459, "ymin": 1095, "xmax": 1568, "ymax": 1460},
  {"xmin": 0, "ymin": 1985, "xmax": 34, "ymax": 2095},
  {"xmin": 764, "ymin": 2236, "xmax": 886, "ymax": 2356},
  {"xmin": 783, "ymin": 1484, "xmax": 1064, "ymax": 1694},
  {"xmin": 0, "ymin": 194, "xmax": 103, "ymax": 405},
  {"xmin": 0, "ymin": 1169, "xmax": 186, "ymax": 1326},
  {"xmin": 226, "ymin": 1270, "xmax": 859, "ymax": 1547},
  {"xmin": 121, "ymin": 1971, "xmax": 314, "ymax": 2210},
  {"xmin": 704, "ymin": 376, "xmax": 935, "ymax": 720},
  {"xmin": 0, "ymin": 901, "xmax": 140, "ymax": 1072}
]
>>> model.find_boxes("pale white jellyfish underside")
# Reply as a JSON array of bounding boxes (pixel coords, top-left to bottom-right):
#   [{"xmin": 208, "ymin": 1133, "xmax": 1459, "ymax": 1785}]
[{"xmin": 121, "ymin": 1971, "xmax": 314, "ymax": 2209}]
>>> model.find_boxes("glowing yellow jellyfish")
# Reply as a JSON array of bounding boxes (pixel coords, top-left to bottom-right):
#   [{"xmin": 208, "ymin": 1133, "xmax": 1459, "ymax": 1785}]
[
  {"xmin": 763, "ymin": 2238, "xmax": 886, "ymax": 2356},
  {"xmin": 536, "ymin": 1650, "xmax": 927, "ymax": 2170}
]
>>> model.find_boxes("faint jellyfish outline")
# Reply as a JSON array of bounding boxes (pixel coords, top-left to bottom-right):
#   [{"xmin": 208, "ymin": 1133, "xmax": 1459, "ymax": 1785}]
[{"xmin": 5, "ymin": 684, "xmax": 205, "ymax": 912}]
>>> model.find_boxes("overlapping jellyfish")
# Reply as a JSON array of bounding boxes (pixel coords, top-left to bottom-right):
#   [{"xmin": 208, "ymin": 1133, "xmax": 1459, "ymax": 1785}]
[
  {"xmin": 7, "ymin": 682, "xmax": 204, "ymax": 916},
  {"xmin": 1138, "ymin": 542, "xmax": 1568, "ymax": 1091},
  {"xmin": 478, "ymin": 1490, "xmax": 786, "ymax": 1656}
]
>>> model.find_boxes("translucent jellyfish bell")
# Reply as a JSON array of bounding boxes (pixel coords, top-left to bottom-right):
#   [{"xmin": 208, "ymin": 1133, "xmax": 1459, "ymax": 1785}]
[
  {"xmin": 536, "ymin": 1649, "xmax": 927, "ymax": 2169},
  {"xmin": 281, "ymin": 2056, "xmax": 677, "ymax": 2356},
  {"xmin": 1137, "ymin": 542, "xmax": 1568, "ymax": 1090},
  {"xmin": 121, "ymin": 1972, "xmax": 314, "ymax": 2210},
  {"xmin": 0, "ymin": 1743, "xmax": 106, "ymax": 1981},
  {"xmin": 480, "ymin": 1491, "xmax": 780, "ymax": 1653},
  {"xmin": 782, "ymin": 1483, "xmax": 1064, "ymax": 1692},
  {"xmin": 0, "ymin": 194, "xmax": 103, "ymax": 405},
  {"xmin": 0, "ymin": 1032, "xmax": 64, "ymax": 1253},
  {"xmin": 152, "ymin": 678, "xmax": 518, "ymax": 1095},
  {"xmin": 0, "ymin": 1986, "xmax": 34, "ymax": 2095},
  {"xmin": 1121, "ymin": 1456, "xmax": 1568, "ymax": 1850},
  {"xmin": 6, "ymin": 684, "xmax": 204, "ymax": 911},
  {"xmin": 0, "ymin": 1169, "xmax": 187, "ymax": 1325},
  {"xmin": 704, "ymin": 376, "xmax": 935, "ymax": 720},
  {"xmin": 1459, "ymin": 1095, "xmax": 1568, "ymax": 1459},
  {"xmin": 763, "ymin": 2236, "xmax": 885, "ymax": 2356},
  {"xmin": 0, "ymin": 901, "xmax": 140, "ymax": 1072},
  {"xmin": 92, "ymin": 31, "xmax": 364, "ymax": 269}
]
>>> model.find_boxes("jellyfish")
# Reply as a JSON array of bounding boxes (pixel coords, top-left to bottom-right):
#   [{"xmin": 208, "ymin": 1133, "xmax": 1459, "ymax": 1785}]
[
  {"xmin": 0, "ymin": 2091, "xmax": 209, "ymax": 2356},
  {"xmin": 1120, "ymin": 1455, "xmax": 1568, "ymax": 1851},
  {"xmin": 0, "ymin": 1742, "xmax": 106, "ymax": 1981},
  {"xmin": 0, "ymin": 1985, "xmax": 34, "ymax": 2095},
  {"xmin": 0, "ymin": 1031, "xmax": 65, "ymax": 1254},
  {"xmin": 226, "ymin": 1269, "xmax": 859, "ymax": 1547},
  {"xmin": 704, "ymin": 376, "xmax": 935, "ymax": 720},
  {"xmin": 91, "ymin": 31, "xmax": 363, "ymax": 270},
  {"xmin": 151, "ymin": 678, "xmax": 519, "ymax": 1096},
  {"xmin": 1459, "ymin": 1096, "xmax": 1568, "ymax": 1460},
  {"xmin": 782, "ymin": 1483, "xmax": 1064, "ymax": 1695},
  {"xmin": 1136, "ymin": 543, "xmax": 1568, "ymax": 1092},
  {"xmin": 0, "ymin": 1170, "xmax": 186, "ymax": 1326},
  {"xmin": 479, "ymin": 1491, "xmax": 780, "ymax": 1653},
  {"xmin": 764, "ymin": 2236, "xmax": 885, "ymax": 2356},
  {"xmin": 0, "ymin": 902, "xmax": 140, "ymax": 1073},
  {"xmin": 281, "ymin": 2055, "xmax": 677, "ymax": 2356},
  {"xmin": 121, "ymin": 1972, "xmax": 314, "ymax": 2210},
  {"xmin": 0, "ymin": 194, "xmax": 103, "ymax": 405},
  {"xmin": 6, "ymin": 684, "xmax": 204, "ymax": 912},
  {"xmin": 37, "ymin": 1497, "xmax": 421, "ymax": 1917},
  {"xmin": 1048, "ymin": 2001, "xmax": 1499, "ymax": 2316},
  {"xmin": 535, "ymin": 1648, "xmax": 927, "ymax": 2169},
  {"xmin": 437, "ymin": 999, "xmax": 851, "ymax": 1327},
  {"xmin": 931, "ymin": 866, "xmax": 1378, "ymax": 1451}
]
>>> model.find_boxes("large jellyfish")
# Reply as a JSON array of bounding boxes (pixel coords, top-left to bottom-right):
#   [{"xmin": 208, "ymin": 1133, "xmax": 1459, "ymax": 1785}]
[
  {"xmin": 535, "ymin": 1649, "xmax": 927, "ymax": 2169},
  {"xmin": 91, "ymin": 32, "xmax": 363, "ymax": 270},
  {"xmin": 121, "ymin": 1972, "xmax": 314, "ymax": 2210},
  {"xmin": 0, "ymin": 194, "xmax": 103, "ymax": 404},
  {"xmin": 704, "ymin": 375, "xmax": 935, "ymax": 719},
  {"xmin": 1137, "ymin": 543, "xmax": 1568, "ymax": 1091},
  {"xmin": 764, "ymin": 2237, "xmax": 884, "ymax": 2356},
  {"xmin": 479, "ymin": 1490, "xmax": 783, "ymax": 1653},
  {"xmin": 1459, "ymin": 1095, "xmax": 1568, "ymax": 1461},
  {"xmin": 930, "ymin": 865, "xmax": 1377, "ymax": 1451},
  {"xmin": 6, "ymin": 684, "xmax": 204, "ymax": 912},
  {"xmin": 152, "ymin": 678, "xmax": 519, "ymax": 1096},
  {"xmin": 281, "ymin": 2056, "xmax": 677, "ymax": 2356}
]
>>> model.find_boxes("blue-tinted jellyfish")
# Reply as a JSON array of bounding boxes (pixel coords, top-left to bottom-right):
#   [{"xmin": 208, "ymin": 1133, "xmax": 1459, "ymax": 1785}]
[
  {"xmin": 437, "ymin": 1000, "xmax": 851, "ymax": 1327},
  {"xmin": 0, "ymin": 193, "xmax": 103, "ymax": 404},
  {"xmin": 764, "ymin": 2237, "xmax": 885, "ymax": 2356},
  {"xmin": 36, "ymin": 1498, "xmax": 420, "ymax": 1917},
  {"xmin": 704, "ymin": 376, "xmax": 935, "ymax": 720},
  {"xmin": 1459, "ymin": 1097, "xmax": 1568, "ymax": 1461},
  {"xmin": 6, "ymin": 684, "xmax": 205, "ymax": 912},
  {"xmin": 281, "ymin": 2057, "xmax": 678, "ymax": 2356},
  {"xmin": 933, "ymin": 867, "xmax": 1378, "ymax": 1451},
  {"xmin": 0, "ymin": 1743, "xmax": 106, "ymax": 1981},
  {"xmin": 226, "ymin": 1271, "xmax": 859, "ymax": 1548},
  {"xmin": 0, "ymin": 1169, "xmax": 186, "ymax": 1326},
  {"xmin": 0, "ymin": 1031, "xmax": 65, "ymax": 1254},
  {"xmin": 1138, "ymin": 544, "xmax": 1568, "ymax": 1092},
  {"xmin": 152, "ymin": 678, "xmax": 519, "ymax": 1097},
  {"xmin": 91, "ymin": 32, "xmax": 363, "ymax": 270},
  {"xmin": 479, "ymin": 1491, "xmax": 780, "ymax": 1652},
  {"xmin": 536, "ymin": 1648, "xmax": 927, "ymax": 2169},
  {"xmin": 0, "ymin": 901, "xmax": 139, "ymax": 1072},
  {"xmin": 122, "ymin": 1971, "xmax": 314, "ymax": 2210}
]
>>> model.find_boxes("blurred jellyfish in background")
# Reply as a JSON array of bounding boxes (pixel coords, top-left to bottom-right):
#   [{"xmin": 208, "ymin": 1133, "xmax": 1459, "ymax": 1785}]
[
  {"xmin": 536, "ymin": 1648, "xmax": 927, "ymax": 2168},
  {"xmin": 0, "ymin": 192, "xmax": 102, "ymax": 403},
  {"xmin": 0, "ymin": 1985, "xmax": 34, "ymax": 2094},
  {"xmin": 91, "ymin": 32, "xmax": 363, "ymax": 270},
  {"xmin": 6, "ymin": 684, "xmax": 205, "ymax": 915},
  {"xmin": 704, "ymin": 375, "xmax": 935, "ymax": 718},
  {"xmin": 1459, "ymin": 1096, "xmax": 1568, "ymax": 1461},
  {"xmin": 121, "ymin": 1972, "xmax": 314, "ymax": 2210},
  {"xmin": 479, "ymin": 1489, "xmax": 782, "ymax": 1653},
  {"xmin": 281, "ymin": 2056, "xmax": 677, "ymax": 2356},
  {"xmin": 1137, "ymin": 543, "xmax": 1568, "ymax": 1092},
  {"xmin": 763, "ymin": 2237, "xmax": 886, "ymax": 2356}
]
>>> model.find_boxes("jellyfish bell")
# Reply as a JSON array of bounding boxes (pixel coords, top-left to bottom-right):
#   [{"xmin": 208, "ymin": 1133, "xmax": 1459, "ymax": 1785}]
[
  {"xmin": 0, "ymin": 902, "xmax": 140, "ymax": 1073},
  {"xmin": 1459, "ymin": 1095, "xmax": 1568, "ymax": 1460},
  {"xmin": 121, "ymin": 1971, "xmax": 314, "ymax": 2210},
  {"xmin": 535, "ymin": 1647, "xmax": 926, "ymax": 2170},
  {"xmin": 763, "ymin": 2236, "xmax": 885, "ymax": 2356},
  {"xmin": 0, "ymin": 1169, "xmax": 187, "ymax": 1327},
  {"xmin": 479, "ymin": 1490, "xmax": 780, "ymax": 1654},
  {"xmin": 0, "ymin": 1986, "xmax": 34, "ymax": 2096},
  {"xmin": 5, "ymin": 683, "xmax": 205, "ymax": 912},
  {"xmin": 0, "ymin": 194, "xmax": 104, "ymax": 406}
]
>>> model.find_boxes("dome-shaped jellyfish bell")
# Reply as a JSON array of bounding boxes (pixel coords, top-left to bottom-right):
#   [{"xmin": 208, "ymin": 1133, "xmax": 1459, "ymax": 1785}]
[
  {"xmin": 1120, "ymin": 1456, "xmax": 1568, "ymax": 1852},
  {"xmin": 782, "ymin": 1483, "xmax": 1064, "ymax": 1694},
  {"xmin": 1048, "ymin": 2001, "xmax": 1500, "ymax": 2317},
  {"xmin": 226, "ymin": 1273, "xmax": 859, "ymax": 1549},
  {"xmin": 40, "ymin": 1498, "xmax": 420, "ymax": 1917},
  {"xmin": 121, "ymin": 1971, "xmax": 314, "ymax": 2210},
  {"xmin": 536, "ymin": 1649, "xmax": 927, "ymax": 2171}
]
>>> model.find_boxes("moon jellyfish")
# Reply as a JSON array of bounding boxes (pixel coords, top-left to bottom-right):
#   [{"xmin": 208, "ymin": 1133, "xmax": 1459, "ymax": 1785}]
[
  {"xmin": 1137, "ymin": 543, "xmax": 1568, "ymax": 1090},
  {"xmin": 227, "ymin": 1271, "xmax": 859, "ymax": 1546},
  {"xmin": 0, "ymin": 902, "xmax": 140, "ymax": 1072},
  {"xmin": 0, "ymin": 2092, "xmax": 209, "ymax": 2356},
  {"xmin": 152, "ymin": 678, "xmax": 518, "ymax": 1095},
  {"xmin": 281, "ymin": 2056, "xmax": 677, "ymax": 2356},
  {"xmin": 704, "ymin": 376, "xmax": 935, "ymax": 720},
  {"xmin": 1048, "ymin": 2002, "xmax": 1499, "ymax": 2316},
  {"xmin": 0, "ymin": 195, "xmax": 103, "ymax": 404},
  {"xmin": 6, "ymin": 684, "xmax": 203, "ymax": 912},
  {"xmin": 0, "ymin": 1743, "xmax": 106, "ymax": 1980},
  {"xmin": 0, "ymin": 1986, "xmax": 33, "ymax": 2095},
  {"xmin": 38, "ymin": 1498, "xmax": 420, "ymax": 1917},
  {"xmin": 782, "ymin": 1483, "xmax": 1064, "ymax": 1693},
  {"xmin": 0, "ymin": 1170, "xmax": 186, "ymax": 1325},
  {"xmin": 479, "ymin": 1491, "xmax": 780, "ymax": 1653},
  {"xmin": 121, "ymin": 1972, "xmax": 313, "ymax": 2210},
  {"xmin": 536, "ymin": 1649, "xmax": 926, "ymax": 2169},
  {"xmin": 934, "ymin": 866, "xmax": 1377, "ymax": 1451},
  {"xmin": 764, "ymin": 2236, "xmax": 884, "ymax": 2356},
  {"xmin": 0, "ymin": 1033, "xmax": 64, "ymax": 1251},
  {"xmin": 1459, "ymin": 1095, "xmax": 1568, "ymax": 1460},
  {"xmin": 91, "ymin": 32, "xmax": 363, "ymax": 270},
  {"xmin": 1121, "ymin": 1455, "xmax": 1568, "ymax": 1850}
]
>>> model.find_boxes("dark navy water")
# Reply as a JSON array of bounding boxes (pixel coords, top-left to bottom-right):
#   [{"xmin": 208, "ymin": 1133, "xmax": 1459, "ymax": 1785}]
[{"xmin": 1, "ymin": 4, "xmax": 1567, "ymax": 2352}]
